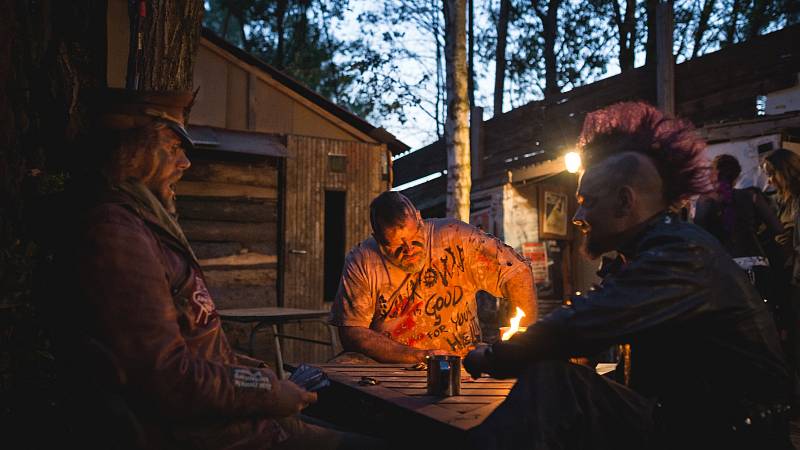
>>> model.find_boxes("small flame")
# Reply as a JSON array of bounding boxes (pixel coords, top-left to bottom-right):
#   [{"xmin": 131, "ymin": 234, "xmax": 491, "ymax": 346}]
[{"xmin": 501, "ymin": 307, "xmax": 526, "ymax": 341}]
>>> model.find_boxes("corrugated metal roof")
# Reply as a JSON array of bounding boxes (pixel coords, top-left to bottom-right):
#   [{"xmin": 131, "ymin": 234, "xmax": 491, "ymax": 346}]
[{"xmin": 188, "ymin": 125, "xmax": 287, "ymax": 157}]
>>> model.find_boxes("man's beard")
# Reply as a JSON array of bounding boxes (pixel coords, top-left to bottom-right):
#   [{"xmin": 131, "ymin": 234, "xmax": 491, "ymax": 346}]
[
  {"xmin": 394, "ymin": 255, "xmax": 426, "ymax": 274},
  {"xmin": 156, "ymin": 185, "xmax": 178, "ymax": 216},
  {"xmin": 580, "ymin": 233, "xmax": 606, "ymax": 260}
]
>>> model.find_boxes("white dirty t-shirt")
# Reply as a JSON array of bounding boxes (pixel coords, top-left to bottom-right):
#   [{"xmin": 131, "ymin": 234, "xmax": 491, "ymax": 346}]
[{"xmin": 330, "ymin": 218, "xmax": 531, "ymax": 355}]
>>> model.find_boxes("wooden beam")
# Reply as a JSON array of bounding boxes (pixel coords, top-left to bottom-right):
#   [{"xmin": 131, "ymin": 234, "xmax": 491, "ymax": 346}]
[
  {"xmin": 176, "ymin": 181, "xmax": 278, "ymax": 199},
  {"xmin": 181, "ymin": 219, "xmax": 277, "ymax": 242},
  {"xmin": 247, "ymin": 72, "xmax": 257, "ymax": 131},
  {"xmin": 198, "ymin": 252, "xmax": 278, "ymax": 268},
  {"xmin": 697, "ymin": 112, "xmax": 800, "ymax": 142},
  {"xmin": 470, "ymin": 106, "xmax": 484, "ymax": 180},
  {"xmin": 204, "ymin": 268, "xmax": 278, "ymax": 286},
  {"xmin": 182, "ymin": 160, "xmax": 278, "ymax": 188},
  {"xmin": 510, "ymin": 157, "xmax": 565, "ymax": 183},
  {"xmin": 177, "ymin": 198, "xmax": 277, "ymax": 222}
]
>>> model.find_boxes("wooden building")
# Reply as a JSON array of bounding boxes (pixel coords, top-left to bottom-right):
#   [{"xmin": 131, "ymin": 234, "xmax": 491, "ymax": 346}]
[
  {"xmin": 395, "ymin": 24, "xmax": 800, "ymax": 315},
  {"xmin": 106, "ymin": 1, "xmax": 409, "ymax": 363}
]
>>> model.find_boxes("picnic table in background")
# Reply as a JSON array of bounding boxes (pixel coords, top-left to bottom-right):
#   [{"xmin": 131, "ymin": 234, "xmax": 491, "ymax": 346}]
[{"xmin": 218, "ymin": 307, "xmax": 335, "ymax": 379}]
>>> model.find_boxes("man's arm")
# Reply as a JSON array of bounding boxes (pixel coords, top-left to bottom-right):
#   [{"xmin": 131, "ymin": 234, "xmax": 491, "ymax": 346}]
[
  {"xmin": 338, "ymin": 326, "xmax": 438, "ymax": 363},
  {"xmin": 462, "ymin": 223, "xmax": 537, "ymax": 325},
  {"xmin": 501, "ymin": 266, "xmax": 537, "ymax": 326},
  {"xmin": 468, "ymin": 233, "xmax": 718, "ymax": 378}
]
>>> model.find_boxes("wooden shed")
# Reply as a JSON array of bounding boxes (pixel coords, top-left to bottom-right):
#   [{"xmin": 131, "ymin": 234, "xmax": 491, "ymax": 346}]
[
  {"xmin": 105, "ymin": 0, "xmax": 410, "ymax": 363},
  {"xmin": 187, "ymin": 30, "xmax": 410, "ymax": 362}
]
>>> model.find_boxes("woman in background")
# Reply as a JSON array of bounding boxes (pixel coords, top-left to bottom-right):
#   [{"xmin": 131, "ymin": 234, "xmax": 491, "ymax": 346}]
[
  {"xmin": 763, "ymin": 149, "xmax": 800, "ymax": 389},
  {"xmin": 695, "ymin": 154, "xmax": 783, "ymax": 298}
]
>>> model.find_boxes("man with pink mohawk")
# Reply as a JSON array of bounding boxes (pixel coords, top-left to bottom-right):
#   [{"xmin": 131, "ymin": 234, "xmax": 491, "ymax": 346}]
[{"xmin": 465, "ymin": 102, "xmax": 792, "ymax": 450}]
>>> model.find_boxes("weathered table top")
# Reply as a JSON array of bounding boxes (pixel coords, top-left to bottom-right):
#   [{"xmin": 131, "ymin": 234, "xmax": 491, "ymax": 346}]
[
  {"xmin": 297, "ymin": 361, "xmax": 618, "ymax": 446},
  {"xmin": 313, "ymin": 363, "xmax": 515, "ymax": 432}
]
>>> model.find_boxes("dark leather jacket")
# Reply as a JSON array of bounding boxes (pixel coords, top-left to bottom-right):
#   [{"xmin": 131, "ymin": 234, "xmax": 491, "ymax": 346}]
[
  {"xmin": 489, "ymin": 213, "xmax": 791, "ymax": 429},
  {"xmin": 64, "ymin": 188, "xmax": 288, "ymax": 449}
]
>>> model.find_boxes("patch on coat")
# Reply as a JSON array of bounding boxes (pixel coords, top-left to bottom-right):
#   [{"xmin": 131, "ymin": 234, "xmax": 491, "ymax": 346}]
[
  {"xmin": 233, "ymin": 368, "xmax": 272, "ymax": 390},
  {"xmin": 191, "ymin": 275, "xmax": 217, "ymax": 326}
]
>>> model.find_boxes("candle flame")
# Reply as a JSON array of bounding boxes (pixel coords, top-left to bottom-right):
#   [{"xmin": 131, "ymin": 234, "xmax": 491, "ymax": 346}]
[{"xmin": 501, "ymin": 307, "xmax": 526, "ymax": 341}]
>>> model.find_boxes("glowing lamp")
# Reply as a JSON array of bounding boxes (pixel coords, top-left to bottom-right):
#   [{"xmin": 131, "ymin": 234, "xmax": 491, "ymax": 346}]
[{"xmin": 565, "ymin": 152, "xmax": 582, "ymax": 173}]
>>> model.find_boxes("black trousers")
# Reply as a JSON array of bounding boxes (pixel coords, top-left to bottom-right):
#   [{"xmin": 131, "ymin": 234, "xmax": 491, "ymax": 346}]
[{"xmin": 469, "ymin": 361, "xmax": 792, "ymax": 450}]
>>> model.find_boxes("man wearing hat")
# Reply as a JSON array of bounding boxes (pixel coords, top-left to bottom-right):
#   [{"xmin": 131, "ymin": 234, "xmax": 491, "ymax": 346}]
[{"xmin": 55, "ymin": 89, "xmax": 378, "ymax": 449}]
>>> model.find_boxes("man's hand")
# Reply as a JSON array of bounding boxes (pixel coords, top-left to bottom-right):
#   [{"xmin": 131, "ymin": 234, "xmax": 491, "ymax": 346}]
[
  {"xmin": 272, "ymin": 379, "xmax": 317, "ymax": 417},
  {"xmin": 464, "ymin": 343, "xmax": 493, "ymax": 379},
  {"xmin": 340, "ymin": 326, "xmax": 456, "ymax": 363}
]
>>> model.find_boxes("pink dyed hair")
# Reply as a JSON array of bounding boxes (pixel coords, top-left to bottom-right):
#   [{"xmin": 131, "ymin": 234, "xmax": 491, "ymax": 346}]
[{"xmin": 578, "ymin": 101, "xmax": 710, "ymax": 207}]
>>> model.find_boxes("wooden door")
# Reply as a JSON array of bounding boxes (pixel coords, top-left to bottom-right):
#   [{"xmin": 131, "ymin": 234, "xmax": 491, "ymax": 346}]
[{"xmin": 282, "ymin": 135, "xmax": 388, "ymax": 363}]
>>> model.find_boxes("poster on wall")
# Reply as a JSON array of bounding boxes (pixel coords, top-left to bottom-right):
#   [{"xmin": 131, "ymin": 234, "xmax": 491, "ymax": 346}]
[
  {"xmin": 522, "ymin": 242, "xmax": 549, "ymax": 284},
  {"xmin": 528, "ymin": 240, "xmax": 564, "ymax": 300},
  {"xmin": 539, "ymin": 186, "xmax": 569, "ymax": 240}
]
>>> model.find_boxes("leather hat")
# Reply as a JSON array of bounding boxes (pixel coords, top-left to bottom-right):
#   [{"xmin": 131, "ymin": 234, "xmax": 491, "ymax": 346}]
[{"xmin": 94, "ymin": 88, "xmax": 195, "ymax": 149}]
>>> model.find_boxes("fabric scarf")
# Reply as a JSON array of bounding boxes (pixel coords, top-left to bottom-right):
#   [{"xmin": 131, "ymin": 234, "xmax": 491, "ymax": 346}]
[
  {"xmin": 114, "ymin": 180, "xmax": 198, "ymax": 263},
  {"xmin": 717, "ymin": 180, "xmax": 736, "ymax": 234}
]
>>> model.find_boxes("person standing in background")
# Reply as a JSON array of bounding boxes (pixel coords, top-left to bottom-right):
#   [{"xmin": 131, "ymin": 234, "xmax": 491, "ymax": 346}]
[
  {"xmin": 694, "ymin": 154, "xmax": 784, "ymax": 313},
  {"xmin": 763, "ymin": 149, "xmax": 800, "ymax": 405}
]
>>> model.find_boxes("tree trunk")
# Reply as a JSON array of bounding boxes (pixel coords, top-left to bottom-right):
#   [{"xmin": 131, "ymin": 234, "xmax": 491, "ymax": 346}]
[
  {"xmin": 2, "ymin": 0, "xmax": 107, "ymax": 249},
  {"xmin": 645, "ymin": 0, "xmax": 658, "ymax": 66},
  {"xmin": 275, "ymin": 0, "xmax": 289, "ymax": 68},
  {"xmin": 443, "ymin": 0, "xmax": 471, "ymax": 221},
  {"xmin": 468, "ymin": 0, "xmax": 475, "ymax": 110},
  {"xmin": 139, "ymin": 0, "xmax": 204, "ymax": 91},
  {"xmin": 745, "ymin": 0, "xmax": 770, "ymax": 40},
  {"xmin": 493, "ymin": 0, "xmax": 511, "ymax": 115},
  {"xmin": 612, "ymin": 0, "xmax": 636, "ymax": 72},
  {"xmin": 691, "ymin": 0, "xmax": 715, "ymax": 58},
  {"xmin": 533, "ymin": 0, "xmax": 561, "ymax": 98},
  {"xmin": 1, "ymin": 1, "xmax": 205, "ymax": 443},
  {"xmin": 434, "ymin": 1, "xmax": 444, "ymax": 139},
  {"xmin": 724, "ymin": 0, "xmax": 741, "ymax": 47}
]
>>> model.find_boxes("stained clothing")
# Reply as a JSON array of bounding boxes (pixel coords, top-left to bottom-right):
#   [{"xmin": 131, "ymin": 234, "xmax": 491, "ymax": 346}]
[
  {"xmin": 694, "ymin": 188, "xmax": 783, "ymax": 259},
  {"xmin": 483, "ymin": 213, "xmax": 791, "ymax": 448},
  {"xmin": 62, "ymin": 183, "xmax": 289, "ymax": 449},
  {"xmin": 330, "ymin": 218, "xmax": 532, "ymax": 355}
]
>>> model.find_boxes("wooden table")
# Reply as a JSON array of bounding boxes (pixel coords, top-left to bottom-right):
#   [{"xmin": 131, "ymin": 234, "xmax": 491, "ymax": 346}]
[
  {"xmin": 296, "ymin": 363, "xmax": 513, "ymax": 447},
  {"xmin": 297, "ymin": 362, "xmax": 619, "ymax": 447},
  {"xmin": 218, "ymin": 307, "xmax": 334, "ymax": 379}
]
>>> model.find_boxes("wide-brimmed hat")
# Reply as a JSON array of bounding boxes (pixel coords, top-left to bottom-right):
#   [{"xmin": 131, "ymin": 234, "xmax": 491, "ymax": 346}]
[{"xmin": 93, "ymin": 88, "xmax": 195, "ymax": 149}]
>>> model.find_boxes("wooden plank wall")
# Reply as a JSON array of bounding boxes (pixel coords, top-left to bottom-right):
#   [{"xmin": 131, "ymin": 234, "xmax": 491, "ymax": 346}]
[
  {"xmin": 192, "ymin": 41, "xmax": 365, "ymax": 143},
  {"xmin": 176, "ymin": 154, "xmax": 280, "ymax": 348},
  {"xmin": 282, "ymin": 135, "xmax": 388, "ymax": 363}
]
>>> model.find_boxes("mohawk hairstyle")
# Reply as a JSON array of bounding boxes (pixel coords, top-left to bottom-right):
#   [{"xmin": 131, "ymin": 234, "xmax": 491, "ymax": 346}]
[
  {"xmin": 578, "ymin": 101, "xmax": 710, "ymax": 208},
  {"xmin": 370, "ymin": 191, "xmax": 418, "ymax": 245}
]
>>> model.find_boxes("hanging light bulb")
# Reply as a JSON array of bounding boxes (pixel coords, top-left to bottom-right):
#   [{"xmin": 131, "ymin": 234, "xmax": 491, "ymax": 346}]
[{"xmin": 565, "ymin": 152, "xmax": 582, "ymax": 173}]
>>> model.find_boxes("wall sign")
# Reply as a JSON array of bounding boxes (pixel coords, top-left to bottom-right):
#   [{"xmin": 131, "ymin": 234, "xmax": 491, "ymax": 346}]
[{"xmin": 539, "ymin": 185, "xmax": 569, "ymax": 240}]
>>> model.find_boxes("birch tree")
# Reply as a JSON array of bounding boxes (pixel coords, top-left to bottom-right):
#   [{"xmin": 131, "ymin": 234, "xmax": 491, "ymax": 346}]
[{"xmin": 443, "ymin": 0, "xmax": 471, "ymax": 220}]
